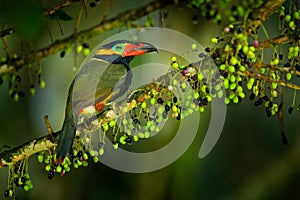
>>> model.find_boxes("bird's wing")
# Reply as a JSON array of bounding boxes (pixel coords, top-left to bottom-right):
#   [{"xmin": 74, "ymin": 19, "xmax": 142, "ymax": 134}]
[{"xmin": 72, "ymin": 58, "xmax": 130, "ymax": 113}]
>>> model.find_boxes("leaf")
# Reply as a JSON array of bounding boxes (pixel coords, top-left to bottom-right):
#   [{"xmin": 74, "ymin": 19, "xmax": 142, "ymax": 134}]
[{"xmin": 48, "ymin": 10, "xmax": 72, "ymax": 21}]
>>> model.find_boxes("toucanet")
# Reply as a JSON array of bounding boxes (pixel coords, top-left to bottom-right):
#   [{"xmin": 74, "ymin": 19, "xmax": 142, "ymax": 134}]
[{"xmin": 56, "ymin": 40, "xmax": 157, "ymax": 163}]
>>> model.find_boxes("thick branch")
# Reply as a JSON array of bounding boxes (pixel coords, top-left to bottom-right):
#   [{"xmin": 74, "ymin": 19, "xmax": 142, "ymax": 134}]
[{"xmin": 0, "ymin": 133, "xmax": 59, "ymax": 168}]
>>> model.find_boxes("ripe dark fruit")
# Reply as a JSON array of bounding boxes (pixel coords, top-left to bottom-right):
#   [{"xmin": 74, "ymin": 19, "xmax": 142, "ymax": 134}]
[
  {"xmin": 165, "ymin": 105, "xmax": 170, "ymax": 112},
  {"xmin": 89, "ymin": 2, "xmax": 96, "ymax": 7},
  {"xmin": 4, "ymin": 190, "xmax": 9, "ymax": 197},
  {"xmin": 132, "ymin": 118, "xmax": 139, "ymax": 124},
  {"xmin": 77, "ymin": 151, "xmax": 83, "ymax": 157},
  {"xmin": 14, "ymin": 178, "xmax": 19, "ymax": 185},
  {"xmin": 125, "ymin": 137, "xmax": 132, "ymax": 144},
  {"xmin": 288, "ymin": 106, "xmax": 293, "ymax": 114},
  {"xmin": 254, "ymin": 98, "xmax": 263, "ymax": 106},
  {"xmin": 157, "ymin": 97, "xmax": 164, "ymax": 104},
  {"xmin": 176, "ymin": 113, "xmax": 181, "ymax": 120},
  {"xmin": 262, "ymin": 95, "xmax": 269, "ymax": 101},
  {"xmin": 48, "ymin": 171, "xmax": 55, "ymax": 180},
  {"xmin": 249, "ymin": 93, "xmax": 256, "ymax": 100},
  {"xmin": 173, "ymin": 96, "xmax": 178, "ymax": 103},
  {"xmin": 60, "ymin": 51, "xmax": 65, "ymax": 58}
]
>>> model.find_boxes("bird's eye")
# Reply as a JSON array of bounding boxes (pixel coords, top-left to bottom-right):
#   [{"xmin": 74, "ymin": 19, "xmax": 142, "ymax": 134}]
[{"xmin": 113, "ymin": 44, "xmax": 124, "ymax": 52}]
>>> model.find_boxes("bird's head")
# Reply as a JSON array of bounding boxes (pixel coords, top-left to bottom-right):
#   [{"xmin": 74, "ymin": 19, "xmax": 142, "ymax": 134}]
[{"xmin": 93, "ymin": 40, "xmax": 157, "ymax": 68}]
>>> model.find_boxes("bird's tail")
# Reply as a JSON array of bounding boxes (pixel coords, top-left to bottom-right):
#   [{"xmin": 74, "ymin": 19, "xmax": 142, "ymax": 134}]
[
  {"xmin": 56, "ymin": 81, "xmax": 76, "ymax": 164},
  {"xmin": 56, "ymin": 119, "xmax": 75, "ymax": 164}
]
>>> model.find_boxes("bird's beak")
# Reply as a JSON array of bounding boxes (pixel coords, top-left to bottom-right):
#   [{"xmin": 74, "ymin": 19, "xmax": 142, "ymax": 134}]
[{"xmin": 122, "ymin": 42, "xmax": 158, "ymax": 57}]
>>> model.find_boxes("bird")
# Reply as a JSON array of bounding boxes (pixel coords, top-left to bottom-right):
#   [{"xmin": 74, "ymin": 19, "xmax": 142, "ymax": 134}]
[{"xmin": 56, "ymin": 40, "xmax": 157, "ymax": 164}]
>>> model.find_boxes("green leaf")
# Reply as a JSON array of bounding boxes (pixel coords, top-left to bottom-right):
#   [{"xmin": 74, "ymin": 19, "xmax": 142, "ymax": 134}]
[{"xmin": 48, "ymin": 10, "xmax": 72, "ymax": 21}]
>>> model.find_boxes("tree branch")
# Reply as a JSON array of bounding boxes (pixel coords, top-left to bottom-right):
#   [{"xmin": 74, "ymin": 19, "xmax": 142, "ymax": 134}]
[
  {"xmin": 246, "ymin": 0, "xmax": 286, "ymax": 32},
  {"xmin": 43, "ymin": 0, "xmax": 81, "ymax": 16},
  {"xmin": 0, "ymin": 0, "xmax": 174, "ymax": 76}
]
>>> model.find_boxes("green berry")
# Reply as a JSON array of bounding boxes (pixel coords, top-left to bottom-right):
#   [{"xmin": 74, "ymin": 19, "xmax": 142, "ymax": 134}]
[
  {"xmin": 171, "ymin": 56, "xmax": 177, "ymax": 62},
  {"xmin": 217, "ymin": 90, "xmax": 223, "ymax": 98},
  {"xmin": 260, "ymin": 68, "xmax": 265, "ymax": 74},
  {"xmin": 145, "ymin": 131, "xmax": 150, "ymax": 138},
  {"xmin": 233, "ymin": 96, "xmax": 239, "ymax": 103},
  {"xmin": 45, "ymin": 165, "xmax": 51, "ymax": 171},
  {"xmin": 150, "ymin": 98, "xmax": 156, "ymax": 105},
  {"xmin": 133, "ymin": 135, "xmax": 139, "ymax": 141},
  {"xmin": 197, "ymin": 73, "xmax": 203, "ymax": 80},
  {"xmin": 236, "ymin": 86, "xmax": 243, "ymax": 93},
  {"xmin": 238, "ymin": 92, "xmax": 245, "ymax": 98},
  {"xmin": 223, "ymin": 79, "xmax": 229, "ymax": 89},
  {"xmin": 37, "ymin": 154, "xmax": 44, "ymax": 163},
  {"xmin": 29, "ymin": 87, "xmax": 35, "ymax": 96},
  {"xmin": 225, "ymin": 97, "xmax": 230, "ymax": 104},
  {"xmin": 284, "ymin": 14, "xmax": 291, "ymax": 22},
  {"xmin": 120, "ymin": 135, "xmax": 126, "ymax": 144},
  {"xmin": 93, "ymin": 157, "xmax": 99, "ymax": 163},
  {"xmin": 83, "ymin": 153, "xmax": 89, "ymax": 160},
  {"xmin": 113, "ymin": 143, "xmax": 118, "ymax": 149},
  {"xmin": 77, "ymin": 45, "xmax": 83, "ymax": 53},
  {"xmin": 230, "ymin": 57, "xmax": 238, "ymax": 66},
  {"xmin": 220, "ymin": 64, "xmax": 226, "ymax": 70},
  {"xmin": 56, "ymin": 165, "xmax": 62, "ymax": 173},
  {"xmin": 242, "ymin": 46, "xmax": 249, "ymax": 54},
  {"xmin": 40, "ymin": 80, "xmax": 46, "ymax": 88},
  {"xmin": 271, "ymin": 82, "xmax": 278, "ymax": 89},
  {"xmin": 83, "ymin": 161, "xmax": 88, "ymax": 167},
  {"xmin": 138, "ymin": 132, "xmax": 145, "ymax": 138},
  {"xmin": 210, "ymin": 37, "xmax": 218, "ymax": 44},
  {"xmin": 83, "ymin": 48, "xmax": 90, "ymax": 56},
  {"xmin": 102, "ymin": 123, "xmax": 109, "ymax": 131},
  {"xmin": 99, "ymin": 148, "xmax": 104, "ymax": 155},
  {"xmin": 239, "ymin": 65, "xmax": 246, "ymax": 71},
  {"xmin": 172, "ymin": 62, "xmax": 179, "ymax": 68},
  {"xmin": 229, "ymin": 83, "xmax": 237, "ymax": 90},
  {"xmin": 229, "ymin": 92, "xmax": 235, "ymax": 99},
  {"xmin": 228, "ymin": 65, "xmax": 235, "ymax": 73},
  {"xmin": 141, "ymin": 101, "xmax": 147, "ymax": 109},
  {"xmin": 289, "ymin": 21, "xmax": 295, "ymax": 30},
  {"xmin": 24, "ymin": 185, "xmax": 31, "ymax": 192},
  {"xmin": 230, "ymin": 75, "xmax": 236, "ymax": 82},
  {"xmin": 191, "ymin": 43, "xmax": 197, "ymax": 50},
  {"xmin": 109, "ymin": 120, "xmax": 116, "ymax": 127},
  {"xmin": 286, "ymin": 72, "xmax": 292, "ymax": 80}
]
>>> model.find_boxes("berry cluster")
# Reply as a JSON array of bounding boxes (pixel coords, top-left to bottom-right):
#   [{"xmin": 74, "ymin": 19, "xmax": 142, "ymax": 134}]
[
  {"xmin": 4, "ymin": 160, "xmax": 33, "ymax": 198},
  {"xmin": 188, "ymin": 0, "xmax": 263, "ymax": 24},
  {"xmin": 73, "ymin": 44, "xmax": 221, "ymax": 158},
  {"xmin": 204, "ymin": 1, "xmax": 300, "ymax": 131},
  {"xmin": 37, "ymin": 136, "xmax": 99, "ymax": 180}
]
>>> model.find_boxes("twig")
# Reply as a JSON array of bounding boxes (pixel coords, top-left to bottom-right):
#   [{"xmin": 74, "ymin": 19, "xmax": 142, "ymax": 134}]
[
  {"xmin": 246, "ymin": 0, "xmax": 287, "ymax": 32},
  {"xmin": 259, "ymin": 35, "xmax": 290, "ymax": 49},
  {"xmin": 100, "ymin": 0, "xmax": 112, "ymax": 23},
  {"xmin": 239, "ymin": 70, "xmax": 300, "ymax": 90},
  {"xmin": 43, "ymin": 0, "xmax": 81, "ymax": 16},
  {"xmin": 0, "ymin": 28, "xmax": 14, "ymax": 38}
]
